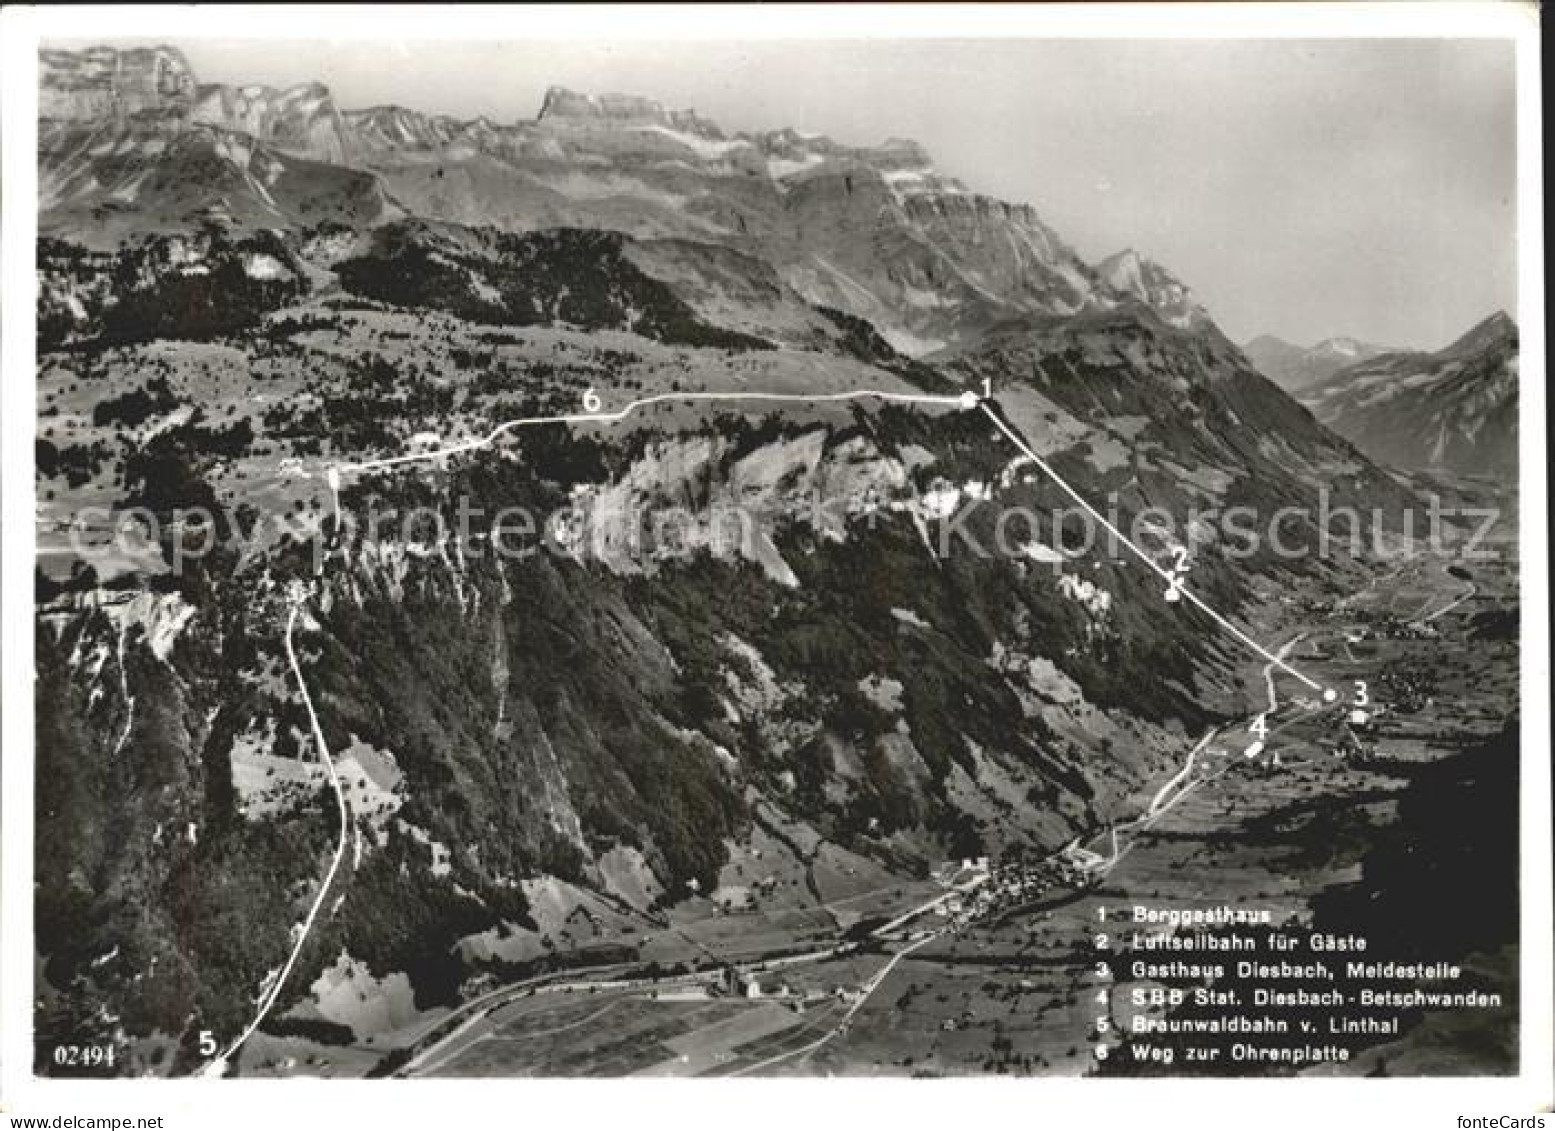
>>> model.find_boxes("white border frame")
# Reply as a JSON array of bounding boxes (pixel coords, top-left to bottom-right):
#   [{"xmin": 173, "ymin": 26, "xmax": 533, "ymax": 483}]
[{"xmin": 2, "ymin": 5, "xmax": 1547, "ymax": 1127}]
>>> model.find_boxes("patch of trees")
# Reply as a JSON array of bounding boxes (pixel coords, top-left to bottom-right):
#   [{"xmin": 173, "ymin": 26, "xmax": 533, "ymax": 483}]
[
  {"xmin": 37, "ymin": 238, "xmax": 117, "ymax": 349},
  {"xmin": 257, "ymin": 1017, "xmax": 356, "ymax": 1046},
  {"xmin": 333, "ymin": 830, "xmax": 503, "ymax": 1011},
  {"xmin": 122, "ymin": 413, "xmax": 254, "ymax": 512},
  {"xmin": 92, "ymin": 376, "xmax": 180, "ymax": 429},
  {"xmin": 264, "ymin": 313, "xmax": 340, "ymax": 340},
  {"xmin": 101, "ymin": 259, "xmax": 305, "ymax": 344},
  {"xmin": 1469, "ymin": 608, "xmax": 1516, "ymax": 641},
  {"xmin": 38, "ymin": 304, "xmax": 77, "ymax": 352},
  {"xmin": 37, "ymin": 437, "xmax": 110, "ymax": 488},
  {"xmin": 815, "ymin": 304, "xmax": 905, "ymax": 366},
  {"xmin": 76, "ymin": 230, "xmax": 311, "ymax": 346},
  {"xmin": 813, "ymin": 304, "xmax": 956, "ymax": 392},
  {"xmin": 336, "ymin": 223, "xmax": 775, "ymax": 351},
  {"xmin": 1312, "ymin": 718, "xmax": 1518, "ymax": 959},
  {"xmin": 263, "ymin": 353, "xmax": 458, "ymax": 454}
]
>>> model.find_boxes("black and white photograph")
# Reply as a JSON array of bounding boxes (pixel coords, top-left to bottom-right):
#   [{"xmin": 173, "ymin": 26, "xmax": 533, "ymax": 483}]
[{"xmin": 1, "ymin": 4, "xmax": 1548, "ymax": 1127}]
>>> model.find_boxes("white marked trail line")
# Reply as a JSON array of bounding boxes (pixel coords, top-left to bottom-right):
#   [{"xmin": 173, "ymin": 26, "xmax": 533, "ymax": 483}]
[
  {"xmin": 336, "ymin": 388, "xmax": 974, "ymax": 476},
  {"xmin": 335, "ymin": 388, "xmax": 1327, "ymax": 698},
  {"xmin": 979, "ymin": 402, "xmax": 1327, "ymax": 694},
  {"xmin": 210, "ymin": 602, "xmax": 350, "ymax": 1074}
]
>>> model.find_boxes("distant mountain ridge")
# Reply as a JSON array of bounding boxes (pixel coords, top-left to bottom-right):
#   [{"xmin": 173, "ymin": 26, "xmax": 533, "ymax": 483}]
[
  {"xmin": 38, "ymin": 44, "xmax": 1233, "ymax": 356},
  {"xmin": 1298, "ymin": 312, "xmax": 1518, "ymax": 478},
  {"xmin": 1243, "ymin": 333, "xmax": 1396, "ymax": 393}
]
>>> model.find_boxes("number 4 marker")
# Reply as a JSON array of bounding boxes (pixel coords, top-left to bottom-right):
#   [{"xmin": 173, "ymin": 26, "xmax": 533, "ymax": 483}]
[{"xmin": 1244, "ymin": 713, "xmax": 1268, "ymax": 757}]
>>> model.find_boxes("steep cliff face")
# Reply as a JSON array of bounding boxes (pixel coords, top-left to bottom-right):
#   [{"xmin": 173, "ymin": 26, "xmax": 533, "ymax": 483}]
[
  {"xmin": 191, "ymin": 81, "xmax": 353, "ymax": 165},
  {"xmin": 754, "ymin": 129, "xmax": 1113, "ymax": 353},
  {"xmin": 38, "ymin": 118, "xmax": 398, "ymax": 247},
  {"xmin": 39, "ymin": 44, "xmax": 197, "ymax": 120},
  {"xmin": 38, "ymin": 226, "xmax": 310, "ymax": 348},
  {"xmin": 536, "ymin": 85, "xmax": 733, "ymax": 140},
  {"xmin": 37, "ymin": 48, "xmax": 396, "ymax": 247}
]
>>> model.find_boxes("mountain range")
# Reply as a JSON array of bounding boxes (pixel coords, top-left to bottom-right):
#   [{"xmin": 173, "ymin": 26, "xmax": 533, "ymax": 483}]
[
  {"xmin": 32, "ymin": 44, "xmax": 1491, "ymax": 1077},
  {"xmin": 1297, "ymin": 311, "xmax": 1519, "ymax": 479},
  {"xmin": 39, "ymin": 44, "xmax": 1216, "ymax": 357},
  {"xmin": 1242, "ymin": 333, "xmax": 1396, "ymax": 393}
]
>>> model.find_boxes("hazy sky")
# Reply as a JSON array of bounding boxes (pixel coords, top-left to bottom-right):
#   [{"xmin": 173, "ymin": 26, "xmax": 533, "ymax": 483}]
[{"xmin": 157, "ymin": 38, "xmax": 1516, "ymax": 349}]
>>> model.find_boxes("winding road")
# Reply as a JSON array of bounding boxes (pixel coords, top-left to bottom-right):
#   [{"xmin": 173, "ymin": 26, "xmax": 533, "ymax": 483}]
[{"xmin": 207, "ymin": 599, "xmax": 350, "ymax": 1076}]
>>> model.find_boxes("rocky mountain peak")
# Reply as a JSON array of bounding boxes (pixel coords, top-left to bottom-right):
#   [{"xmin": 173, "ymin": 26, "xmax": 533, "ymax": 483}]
[
  {"xmin": 39, "ymin": 43, "xmax": 196, "ymax": 121},
  {"xmin": 282, "ymin": 80, "xmax": 334, "ymax": 104},
  {"xmin": 1439, "ymin": 309, "xmax": 1517, "ymax": 360},
  {"xmin": 536, "ymin": 85, "xmax": 727, "ymax": 139},
  {"xmin": 870, "ymin": 137, "xmax": 933, "ymax": 170},
  {"xmin": 1095, "ymin": 247, "xmax": 1211, "ymax": 331},
  {"xmin": 1100, "ymin": 246, "xmax": 1143, "ymax": 274},
  {"xmin": 1096, "ymin": 248, "xmax": 1158, "ymax": 294},
  {"xmin": 190, "ymin": 78, "xmax": 350, "ymax": 165}
]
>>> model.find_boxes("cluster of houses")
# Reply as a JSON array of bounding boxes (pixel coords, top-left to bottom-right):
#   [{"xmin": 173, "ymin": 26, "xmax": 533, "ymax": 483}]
[
  {"xmin": 928, "ymin": 854, "xmax": 1069, "ymax": 932},
  {"xmin": 702, "ymin": 965, "xmax": 863, "ymax": 1011}
]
